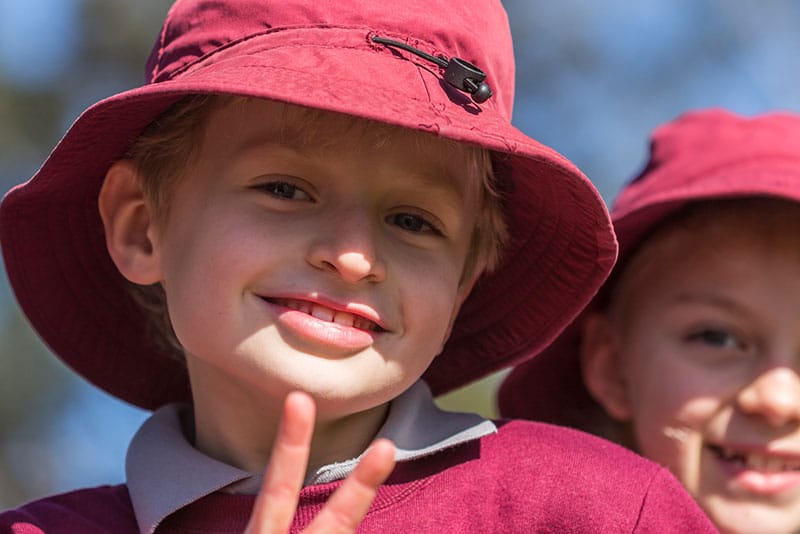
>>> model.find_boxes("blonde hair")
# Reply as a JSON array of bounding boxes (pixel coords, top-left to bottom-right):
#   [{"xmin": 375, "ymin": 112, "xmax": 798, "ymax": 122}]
[{"xmin": 122, "ymin": 94, "xmax": 508, "ymax": 359}]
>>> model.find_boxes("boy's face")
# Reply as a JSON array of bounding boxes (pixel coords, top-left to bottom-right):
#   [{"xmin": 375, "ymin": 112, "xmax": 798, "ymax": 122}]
[
  {"xmin": 147, "ymin": 99, "xmax": 479, "ymax": 419},
  {"xmin": 586, "ymin": 204, "xmax": 800, "ymax": 534}
]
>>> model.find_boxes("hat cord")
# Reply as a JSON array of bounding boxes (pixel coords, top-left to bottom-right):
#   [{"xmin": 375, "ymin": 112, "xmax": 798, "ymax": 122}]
[{"xmin": 371, "ymin": 35, "xmax": 492, "ymax": 104}]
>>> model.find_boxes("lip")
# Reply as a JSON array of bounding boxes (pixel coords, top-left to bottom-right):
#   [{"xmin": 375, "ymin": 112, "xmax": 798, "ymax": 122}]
[
  {"xmin": 263, "ymin": 293, "xmax": 388, "ymax": 329},
  {"xmin": 258, "ymin": 294, "xmax": 387, "ymax": 354},
  {"xmin": 708, "ymin": 443, "xmax": 800, "ymax": 495}
]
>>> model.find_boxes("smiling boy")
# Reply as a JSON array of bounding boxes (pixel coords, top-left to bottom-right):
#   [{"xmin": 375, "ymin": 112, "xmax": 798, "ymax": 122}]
[
  {"xmin": 105, "ymin": 98, "xmax": 494, "ymax": 479},
  {"xmin": 1, "ymin": 1, "xmax": 715, "ymax": 532}
]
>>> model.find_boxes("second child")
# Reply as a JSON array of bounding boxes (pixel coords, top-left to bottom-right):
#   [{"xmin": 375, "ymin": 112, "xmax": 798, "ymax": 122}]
[{"xmin": 500, "ymin": 108, "xmax": 800, "ymax": 534}]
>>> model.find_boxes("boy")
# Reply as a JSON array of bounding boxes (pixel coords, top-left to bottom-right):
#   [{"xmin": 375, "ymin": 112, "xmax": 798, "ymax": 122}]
[
  {"xmin": 1, "ymin": 0, "xmax": 715, "ymax": 531},
  {"xmin": 500, "ymin": 108, "xmax": 800, "ymax": 534}
]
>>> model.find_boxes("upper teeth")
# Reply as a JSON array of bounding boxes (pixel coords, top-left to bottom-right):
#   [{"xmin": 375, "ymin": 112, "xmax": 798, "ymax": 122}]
[
  {"xmin": 711, "ymin": 445, "xmax": 800, "ymax": 472},
  {"xmin": 274, "ymin": 298, "xmax": 381, "ymax": 332}
]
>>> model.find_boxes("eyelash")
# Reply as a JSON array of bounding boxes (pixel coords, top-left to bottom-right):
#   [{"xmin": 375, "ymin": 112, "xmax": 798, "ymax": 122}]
[
  {"xmin": 253, "ymin": 181, "xmax": 443, "ymax": 236},
  {"xmin": 685, "ymin": 327, "xmax": 746, "ymax": 352},
  {"xmin": 386, "ymin": 213, "xmax": 442, "ymax": 235},
  {"xmin": 255, "ymin": 181, "xmax": 312, "ymax": 201}
]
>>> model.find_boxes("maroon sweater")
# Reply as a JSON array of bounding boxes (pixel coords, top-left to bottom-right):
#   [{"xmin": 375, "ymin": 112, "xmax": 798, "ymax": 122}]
[{"xmin": 1, "ymin": 420, "xmax": 716, "ymax": 533}]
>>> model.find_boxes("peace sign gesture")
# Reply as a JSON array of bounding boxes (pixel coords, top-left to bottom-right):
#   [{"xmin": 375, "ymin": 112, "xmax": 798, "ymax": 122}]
[{"xmin": 244, "ymin": 392, "xmax": 396, "ymax": 534}]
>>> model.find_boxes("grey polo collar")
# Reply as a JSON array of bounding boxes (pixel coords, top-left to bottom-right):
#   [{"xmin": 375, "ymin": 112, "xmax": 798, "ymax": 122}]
[{"xmin": 126, "ymin": 380, "xmax": 496, "ymax": 534}]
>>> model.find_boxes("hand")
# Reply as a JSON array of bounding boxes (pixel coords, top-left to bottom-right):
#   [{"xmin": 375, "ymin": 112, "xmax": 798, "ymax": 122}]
[{"xmin": 244, "ymin": 392, "xmax": 396, "ymax": 534}]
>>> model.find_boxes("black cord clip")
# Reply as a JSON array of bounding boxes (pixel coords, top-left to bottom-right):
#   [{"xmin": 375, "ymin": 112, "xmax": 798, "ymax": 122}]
[{"xmin": 372, "ymin": 35, "xmax": 492, "ymax": 104}]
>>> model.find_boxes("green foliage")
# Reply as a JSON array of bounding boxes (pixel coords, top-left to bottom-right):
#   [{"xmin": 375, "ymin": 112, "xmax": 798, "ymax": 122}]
[
  {"xmin": 0, "ymin": 305, "xmax": 77, "ymax": 507},
  {"xmin": 435, "ymin": 371, "xmax": 509, "ymax": 419}
]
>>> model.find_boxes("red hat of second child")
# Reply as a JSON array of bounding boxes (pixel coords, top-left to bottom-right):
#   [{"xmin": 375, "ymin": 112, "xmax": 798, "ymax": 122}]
[{"xmin": 499, "ymin": 108, "xmax": 800, "ymax": 425}]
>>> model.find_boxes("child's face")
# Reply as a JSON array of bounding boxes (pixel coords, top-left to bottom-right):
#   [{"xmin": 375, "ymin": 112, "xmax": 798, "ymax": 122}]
[
  {"xmin": 586, "ymin": 203, "xmax": 800, "ymax": 534},
  {"xmin": 146, "ymin": 99, "xmax": 480, "ymax": 419}
]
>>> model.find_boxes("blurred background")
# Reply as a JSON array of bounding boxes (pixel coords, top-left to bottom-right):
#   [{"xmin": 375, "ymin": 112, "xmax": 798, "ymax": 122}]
[{"xmin": 1, "ymin": 0, "xmax": 799, "ymax": 509}]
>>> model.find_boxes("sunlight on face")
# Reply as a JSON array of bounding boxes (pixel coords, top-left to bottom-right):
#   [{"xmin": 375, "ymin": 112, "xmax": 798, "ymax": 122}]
[
  {"xmin": 151, "ymin": 98, "xmax": 482, "ymax": 423},
  {"xmin": 605, "ymin": 200, "xmax": 800, "ymax": 534}
]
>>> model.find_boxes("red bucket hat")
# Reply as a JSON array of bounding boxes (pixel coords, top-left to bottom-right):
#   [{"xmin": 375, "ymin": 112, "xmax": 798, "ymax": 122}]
[
  {"xmin": 498, "ymin": 108, "xmax": 800, "ymax": 425},
  {"xmin": 1, "ymin": 0, "xmax": 616, "ymax": 411}
]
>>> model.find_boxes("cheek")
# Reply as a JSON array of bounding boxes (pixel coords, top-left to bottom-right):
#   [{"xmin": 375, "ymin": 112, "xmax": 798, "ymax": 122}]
[
  {"xmin": 162, "ymin": 246, "xmax": 240, "ymax": 350},
  {"xmin": 395, "ymin": 255, "xmax": 463, "ymax": 345},
  {"xmin": 624, "ymin": 330, "xmax": 723, "ymax": 425},
  {"xmin": 159, "ymin": 215, "xmax": 273, "ymax": 344},
  {"xmin": 628, "ymin": 359, "xmax": 723, "ymax": 481}
]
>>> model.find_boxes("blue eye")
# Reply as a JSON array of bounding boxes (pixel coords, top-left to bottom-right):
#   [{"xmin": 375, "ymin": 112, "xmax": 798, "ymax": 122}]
[
  {"xmin": 258, "ymin": 181, "xmax": 310, "ymax": 200},
  {"xmin": 387, "ymin": 213, "xmax": 439, "ymax": 234}
]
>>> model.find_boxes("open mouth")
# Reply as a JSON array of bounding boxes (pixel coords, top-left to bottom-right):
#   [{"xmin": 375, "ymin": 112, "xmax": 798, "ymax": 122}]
[
  {"xmin": 708, "ymin": 444, "xmax": 800, "ymax": 472},
  {"xmin": 265, "ymin": 297, "xmax": 385, "ymax": 332}
]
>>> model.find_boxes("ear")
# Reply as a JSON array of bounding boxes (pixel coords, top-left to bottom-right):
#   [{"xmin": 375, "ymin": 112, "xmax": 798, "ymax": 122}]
[
  {"xmin": 98, "ymin": 160, "xmax": 163, "ymax": 285},
  {"xmin": 580, "ymin": 312, "xmax": 634, "ymax": 421}
]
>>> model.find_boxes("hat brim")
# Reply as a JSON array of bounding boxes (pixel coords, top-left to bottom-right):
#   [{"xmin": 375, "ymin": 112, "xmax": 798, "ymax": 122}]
[{"xmin": 2, "ymin": 29, "xmax": 616, "ymax": 410}]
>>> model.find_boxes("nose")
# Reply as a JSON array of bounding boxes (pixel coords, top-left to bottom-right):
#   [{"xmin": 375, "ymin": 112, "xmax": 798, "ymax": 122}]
[
  {"xmin": 306, "ymin": 209, "xmax": 387, "ymax": 284},
  {"xmin": 737, "ymin": 367, "xmax": 800, "ymax": 427}
]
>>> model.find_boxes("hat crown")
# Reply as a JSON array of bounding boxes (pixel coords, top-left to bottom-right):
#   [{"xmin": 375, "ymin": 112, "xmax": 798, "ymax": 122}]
[
  {"xmin": 614, "ymin": 108, "xmax": 800, "ymax": 218},
  {"xmin": 145, "ymin": 0, "xmax": 515, "ymax": 119}
]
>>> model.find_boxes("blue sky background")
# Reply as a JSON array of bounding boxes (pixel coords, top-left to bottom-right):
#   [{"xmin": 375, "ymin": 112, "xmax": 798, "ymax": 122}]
[{"xmin": 1, "ymin": 0, "xmax": 799, "ymax": 507}]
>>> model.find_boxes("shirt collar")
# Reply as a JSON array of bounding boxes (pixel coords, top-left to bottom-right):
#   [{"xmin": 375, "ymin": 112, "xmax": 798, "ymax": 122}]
[
  {"xmin": 126, "ymin": 380, "xmax": 496, "ymax": 534},
  {"xmin": 308, "ymin": 381, "xmax": 496, "ymax": 484}
]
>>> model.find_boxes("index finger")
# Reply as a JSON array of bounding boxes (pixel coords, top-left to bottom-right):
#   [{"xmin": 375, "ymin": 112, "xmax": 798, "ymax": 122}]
[{"xmin": 244, "ymin": 391, "xmax": 316, "ymax": 534}]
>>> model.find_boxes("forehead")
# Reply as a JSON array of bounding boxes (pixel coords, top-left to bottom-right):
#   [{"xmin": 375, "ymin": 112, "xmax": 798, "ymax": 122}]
[
  {"xmin": 610, "ymin": 199, "xmax": 800, "ymax": 313},
  {"xmin": 201, "ymin": 97, "xmax": 480, "ymax": 194},
  {"xmin": 640, "ymin": 198, "xmax": 800, "ymax": 262}
]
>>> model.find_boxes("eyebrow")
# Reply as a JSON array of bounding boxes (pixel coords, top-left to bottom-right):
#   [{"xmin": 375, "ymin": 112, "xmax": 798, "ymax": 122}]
[
  {"xmin": 236, "ymin": 132, "xmax": 468, "ymax": 198},
  {"xmin": 402, "ymin": 170, "xmax": 466, "ymax": 199},
  {"xmin": 234, "ymin": 126, "xmax": 315, "ymax": 156},
  {"xmin": 671, "ymin": 292, "xmax": 742, "ymax": 312},
  {"xmin": 225, "ymin": 104, "xmax": 474, "ymax": 206}
]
